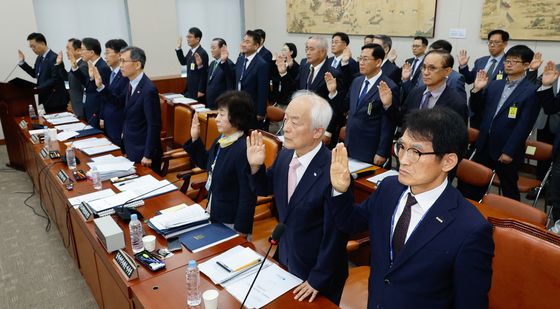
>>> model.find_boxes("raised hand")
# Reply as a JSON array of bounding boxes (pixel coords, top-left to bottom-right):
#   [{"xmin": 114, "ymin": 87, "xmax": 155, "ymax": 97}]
[
  {"xmin": 473, "ymin": 70, "xmax": 488, "ymax": 92},
  {"xmin": 401, "ymin": 62, "xmax": 412, "ymax": 81},
  {"xmin": 190, "ymin": 112, "xmax": 200, "ymax": 141},
  {"xmin": 388, "ymin": 48, "xmax": 397, "ymax": 63},
  {"xmin": 378, "ymin": 80, "xmax": 393, "ymax": 109},
  {"xmin": 92, "ymin": 65, "xmax": 103, "ymax": 88},
  {"xmin": 18, "ymin": 49, "xmax": 25, "ymax": 62},
  {"xmin": 541, "ymin": 61, "xmax": 559, "ymax": 86},
  {"xmin": 529, "ymin": 51, "xmax": 543, "ymax": 71},
  {"xmin": 68, "ymin": 50, "xmax": 77, "ymax": 69},
  {"xmin": 247, "ymin": 130, "xmax": 266, "ymax": 174},
  {"xmin": 176, "ymin": 36, "xmax": 182, "ymax": 49},
  {"xmin": 194, "ymin": 52, "xmax": 202, "ymax": 68},
  {"xmin": 324, "ymin": 72, "xmax": 337, "ymax": 95},
  {"xmin": 87, "ymin": 61, "xmax": 95, "ymax": 79},
  {"xmin": 341, "ymin": 47, "xmax": 352, "ymax": 64},
  {"xmin": 458, "ymin": 50, "xmax": 470, "ymax": 67},
  {"xmin": 276, "ymin": 53, "xmax": 287, "ymax": 74},
  {"xmin": 56, "ymin": 51, "xmax": 63, "ymax": 65},
  {"xmin": 330, "ymin": 143, "xmax": 351, "ymax": 193},
  {"xmin": 286, "ymin": 51, "xmax": 294, "ymax": 67},
  {"xmin": 220, "ymin": 45, "xmax": 229, "ymax": 63}
]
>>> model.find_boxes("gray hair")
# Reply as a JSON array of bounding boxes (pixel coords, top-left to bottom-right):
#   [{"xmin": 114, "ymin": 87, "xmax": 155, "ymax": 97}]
[
  {"xmin": 291, "ymin": 90, "xmax": 332, "ymax": 131},
  {"xmin": 121, "ymin": 46, "xmax": 146, "ymax": 69},
  {"xmin": 307, "ymin": 35, "xmax": 329, "ymax": 52}
]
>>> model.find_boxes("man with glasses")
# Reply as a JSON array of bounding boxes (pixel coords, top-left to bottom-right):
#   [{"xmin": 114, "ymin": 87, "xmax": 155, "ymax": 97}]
[
  {"xmin": 325, "ymin": 43, "xmax": 398, "ymax": 165},
  {"xmin": 176, "ymin": 27, "xmax": 209, "ymax": 103},
  {"xmin": 70, "ymin": 37, "xmax": 111, "ymax": 128},
  {"xmin": 402, "ymin": 36, "xmax": 428, "ymax": 89},
  {"xmin": 398, "ymin": 50, "xmax": 468, "ymax": 125},
  {"xmin": 460, "ymin": 45, "xmax": 540, "ymax": 201},
  {"xmin": 119, "ymin": 46, "xmax": 162, "ymax": 173},
  {"xmin": 328, "ymin": 108, "xmax": 494, "ymax": 309}
]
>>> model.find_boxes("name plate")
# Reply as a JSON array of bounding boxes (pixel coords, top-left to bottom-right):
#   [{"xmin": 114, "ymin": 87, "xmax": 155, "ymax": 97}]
[
  {"xmin": 113, "ymin": 249, "xmax": 138, "ymax": 280},
  {"xmin": 40, "ymin": 148, "xmax": 49, "ymax": 159},
  {"xmin": 30, "ymin": 134, "xmax": 39, "ymax": 144},
  {"xmin": 78, "ymin": 202, "xmax": 93, "ymax": 222},
  {"xmin": 57, "ymin": 170, "xmax": 69, "ymax": 183},
  {"xmin": 19, "ymin": 120, "xmax": 28, "ymax": 129}
]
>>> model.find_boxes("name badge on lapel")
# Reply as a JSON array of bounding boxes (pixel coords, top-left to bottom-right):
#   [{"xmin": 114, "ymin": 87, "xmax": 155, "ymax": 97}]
[
  {"xmin": 190, "ymin": 62, "xmax": 195, "ymax": 70},
  {"xmin": 508, "ymin": 106, "xmax": 518, "ymax": 119},
  {"xmin": 496, "ymin": 71, "xmax": 503, "ymax": 80},
  {"xmin": 367, "ymin": 102, "xmax": 373, "ymax": 115}
]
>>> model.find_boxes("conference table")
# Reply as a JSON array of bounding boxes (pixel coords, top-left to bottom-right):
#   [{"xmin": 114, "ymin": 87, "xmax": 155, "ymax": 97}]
[{"xmin": 10, "ymin": 113, "xmax": 338, "ymax": 309}]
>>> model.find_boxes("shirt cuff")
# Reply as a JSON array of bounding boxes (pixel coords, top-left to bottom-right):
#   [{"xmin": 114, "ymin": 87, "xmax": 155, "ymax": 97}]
[
  {"xmin": 328, "ymin": 91, "xmax": 338, "ymax": 99},
  {"xmin": 332, "ymin": 188, "xmax": 344, "ymax": 197},
  {"xmin": 18, "ymin": 60, "xmax": 25, "ymax": 66},
  {"xmin": 324, "ymin": 131, "xmax": 332, "ymax": 138},
  {"xmin": 97, "ymin": 85, "xmax": 105, "ymax": 92},
  {"xmin": 280, "ymin": 72, "xmax": 288, "ymax": 77}
]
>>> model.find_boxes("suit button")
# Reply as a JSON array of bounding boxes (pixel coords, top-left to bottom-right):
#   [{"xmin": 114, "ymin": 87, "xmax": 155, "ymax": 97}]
[{"xmin": 384, "ymin": 278, "xmax": 390, "ymax": 285}]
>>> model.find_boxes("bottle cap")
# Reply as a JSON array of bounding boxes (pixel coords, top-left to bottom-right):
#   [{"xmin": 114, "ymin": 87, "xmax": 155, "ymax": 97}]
[
  {"xmin": 188, "ymin": 259, "xmax": 197, "ymax": 267},
  {"xmin": 130, "ymin": 214, "xmax": 137, "ymax": 221}
]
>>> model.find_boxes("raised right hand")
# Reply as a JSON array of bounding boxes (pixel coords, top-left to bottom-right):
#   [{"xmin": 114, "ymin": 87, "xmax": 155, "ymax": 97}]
[
  {"xmin": 56, "ymin": 51, "xmax": 63, "ymax": 65},
  {"xmin": 330, "ymin": 143, "xmax": 351, "ymax": 193},
  {"xmin": 176, "ymin": 36, "xmax": 182, "ymax": 49},
  {"xmin": 68, "ymin": 51, "xmax": 77, "ymax": 68},
  {"xmin": 473, "ymin": 70, "xmax": 488, "ymax": 92},
  {"xmin": 401, "ymin": 62, "xmax": 412, "ymax": 81},
  {"xmin": 276, "ymin": 53, "xmax": 287, "ymax": 74},
  {"xmin": 541, "ymin": 61, "xmax": 559, "ymax": 86},
  {"xmin": 194, "ymin": 53, "xmax": 202, "ymax": 67},
  {"xmin": 324, "ymin": 72, "xmax": 337, "ymax": 94},
  {"xmin": 18, "ymin": 49, "xmax": 25, "ymax": 62},
  {"xmin": 247, "ymin": 130, "xmax": 266, "ymax": 173},
  {"xmin": 458, "ymin": 50, "xmax": 469, "ymax": 67},
  {"xmin": 92, "ymin": 65, "xmax": 103, "ymax": 88},
  {"xmin": 220, "ymin": 46, "xmax": 229, "ymax": 63},
  {"xmin": 191, "ymin": 112, "xmax": 200, "ymax": 141}
]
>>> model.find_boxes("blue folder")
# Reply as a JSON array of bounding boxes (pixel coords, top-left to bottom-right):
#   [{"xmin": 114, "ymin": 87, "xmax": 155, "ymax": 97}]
[{"xmin": 179, "ymin": 223, "xmax": 238, "ymax": 253}]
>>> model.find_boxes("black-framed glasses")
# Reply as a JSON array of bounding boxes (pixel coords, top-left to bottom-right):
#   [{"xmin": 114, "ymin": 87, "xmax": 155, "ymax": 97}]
[
  {"xmin": 394, "ymin": 142, "xmax": 440, "ymax": 163},
  {"xmin": 119, "ymin": 59, "xmax": 138, "ymax": 64},
  {"xmin": 503, "ymin": 59, "xmax": 523, "ymax": 65}
]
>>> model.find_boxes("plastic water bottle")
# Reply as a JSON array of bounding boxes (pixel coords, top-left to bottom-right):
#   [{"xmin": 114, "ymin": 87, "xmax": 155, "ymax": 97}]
[
  {"xmin": 186, "ymin": 260, "xmax": 201, "ymax": 306},
  {"xmin": 129, "ymin": 214, "xmax": 144, "ymax": 253},
  {"xmin": 550, "ymin": 220, "xmax": 560, "ymax": 235},
  {"xmin": 66, "ymin": 146, "xmax": 76, "ymax": 170},
  {"xmin": 91, "ymin": 165, "xmax": 102, "ymax": 190},
  {"xmin": 43, "ymin": 126, "xmax": 50, "ymax": 152},
  {"xmin": 28, "ymin": 104, "xmax": 37, "ymax": 120}
]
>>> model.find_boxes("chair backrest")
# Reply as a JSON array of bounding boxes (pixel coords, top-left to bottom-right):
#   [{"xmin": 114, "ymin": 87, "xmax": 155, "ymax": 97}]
[
  {"xmin": 173, "ymin": 105, "xmax": 194, "ymax": 147},
  {"xmin": 257, "ymin": 129, "xmax": 282, "ymax": 168},
  {"xmin": 468, "ymin": 127, "xmax": 479, "ymax": 145},
  {"xmin": 482, "ymin": 193, "xmax": 547, "ymax": 227},
  {"xmin": 456, "ymin": 158, "xmax": 494, "ymax": 188},
  {"xmin": 266, "ymin": 105, "xmax": 285, "ymax": 122},
  {"xmin": 488, "ymin": 218, "xmax": 560, "ymax": 309},
  {"xmin": 339, "ymin": 126, "xmax": 346, "ymax": 142},
  {"xmin": 340, "ymin": 266, "xmax": 370, "ymax": 309},
  {"xmin": 525, "ymin": 139, "xmax": 553, "ymax": 161}
]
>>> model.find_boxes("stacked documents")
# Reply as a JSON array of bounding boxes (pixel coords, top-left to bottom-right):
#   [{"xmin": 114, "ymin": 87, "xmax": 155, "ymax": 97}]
[
  {"xmin": 43, "ymin": 112, "xmax": 75, "ymax": 120},
  {"xmin": 161, "ymin": 93, "xmax": 184, "ymax": 100},
  {"xmin": 46, "ymin": 115, "xmax": 80, "ymax": 125},
  {"xmin": 147, "ymin": 203, "xmax": 210, "ymax": 238},
  {"xmin": 172, "ymin": 96, "xmax": 198, "ymax": 105},
  {"xmin": 348, "ymin": 157, "xmax": 374, "ymax": 173},
  {"xmin": 54, "ymin": 123, "xmax": 93, "ymax": 131},
  {"xmin": 68, "ymin": 137, "xmax": 120, "ymax": 156},
  {"xmin": 86, "ymin": 154, "xmax": 135, "ymax": 181},
  {"xmin": 367, "ymin": 169, "xmax": 399, "ymax": 186}
]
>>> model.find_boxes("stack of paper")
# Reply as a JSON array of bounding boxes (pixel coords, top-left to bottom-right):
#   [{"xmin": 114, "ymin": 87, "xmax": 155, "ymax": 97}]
[
  {"xmin": 147, "ymin": 203, "xmax": 210, "ymax": 238},
  {"xmin": 54, "ymin": 123, "xmax": 92, "ymax": 131},
  {"xmin": 86, "ymin": 155, "xmax": 135, "ymax": 181},
  {"xmin": 68, "ymin": 137, "xmax": 120, "ymax": 156},
  {"xmin": 67, "ymin": 189, "xmax": 116, "ymax": 209},
  {"xmin": 367, "ymin": 169, "xmax": 399, "ymax": 185},
  {"xmin": 161, "ymin": 93, "xmax": 184, "ymax": 100},
  {"xmin": 57, "ymin": 131, "xmax": 79, "ymax": 141},
  {"xmin": 43, "ymin": 112, "xmax": 75, "ymax": 120},
  {"xmin": 172, "ymin": 97, "xmax": 198, "ymax": 105},
  {"xmin": 348, "ymin": 157, "xmax": 374, "ymax": 173},
  {"xmin": 199, "ymin": 246, "xmax": 270, "ymax": 285},
  {"xmin": 46, "ymin": 116, "xmax": 80, "ymax": 125}
]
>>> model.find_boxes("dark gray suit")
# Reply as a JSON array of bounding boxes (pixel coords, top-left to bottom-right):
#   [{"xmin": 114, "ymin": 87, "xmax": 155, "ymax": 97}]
[{"xmin": 55, "ymin": 59, "xmax": 87, "ymax": 118}]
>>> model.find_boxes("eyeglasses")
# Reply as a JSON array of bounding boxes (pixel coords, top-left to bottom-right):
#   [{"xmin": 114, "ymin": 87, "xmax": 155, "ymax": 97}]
[
  {"xmin": 394, "ymin": 142, "xmax": 440, "ymax": 163},
  {"xmin": 503, "ymin": 59, "xmax": 524, "ymax": 65},
  {"xmin": 412, "ymin": 44, "xmax": 423, "ymax": 48},
  {"xmin": 119, "ymin": 59, "xmax": 138, "ymax": 64},
  {"xmin": 421, "ymin": 64, "xmax": 444, "ymax": 72},
  {"xmin": 357, "ymin": 56, "xmax": 375, "ymax": 62},
  {"xmin": 487, "ymin": 40, "xmax": 503, "ymax": 46}
]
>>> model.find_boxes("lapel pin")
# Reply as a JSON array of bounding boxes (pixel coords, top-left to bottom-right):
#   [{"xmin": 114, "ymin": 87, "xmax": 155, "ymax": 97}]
[
  {"xmin": 436, "ymin": 217, "xmax": 443, "ymax": 223},
  {"xmin": 313, "ymin": 172, "xmax": 317, "ymax": 177}
]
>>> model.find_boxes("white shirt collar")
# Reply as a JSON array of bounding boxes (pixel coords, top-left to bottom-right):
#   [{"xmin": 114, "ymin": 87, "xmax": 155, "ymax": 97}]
[
  {"xmin": 404, "ymin": 178, "xmax": 448, "ymax": 214},
  {"xmin": 111, "ymin": 66, "xmax": 120, "ymax": 74},
  {"xmin": 190, "ymin": 45, "xmax": 200, "ymax": 53},
  {"xmin": 129, "ymin": 72, "xmax": 144, "ymax": 92},
  {"xmin": 490, "ymin": 53, "xmax": 505, "ymax": 62},
  {"xmin": 311, "ymin": 58, "xmax": 326, "ymax": 72},
  {"xmin": 91, "ymin": 56, "xmax": 101, "ymax": 66},
  {"xmin": 257, "ymin": 46, "xmax": 263, "ymax": 53},
  {"xmin": 364, "ymin": 70, "xmax": 383, "ymax": 85},
  {"xmin": 381, "ymin": 58, "xmax": 389, "ymax": 66},
  {"xmin": 292, "ymin": 142, "xmax": 322, "ymax": 171}
]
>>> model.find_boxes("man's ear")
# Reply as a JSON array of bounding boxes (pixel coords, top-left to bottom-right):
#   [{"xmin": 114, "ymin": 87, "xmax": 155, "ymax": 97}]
[
  {"xmin": 441, "ymin": 153, "xmax": 458, "ymax": 173},
  {"xmin": 312, "ymin": 127, "xmax": 325, "ymax": 139}
]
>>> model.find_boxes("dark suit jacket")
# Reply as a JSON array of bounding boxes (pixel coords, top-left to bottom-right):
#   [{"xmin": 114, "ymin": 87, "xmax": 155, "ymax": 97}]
[
  {"xmin": 472, "ymin": 77, "xmax": 540, "ymax": 162},
  {"xmin": 19, "ymin": 50, "xmax": 68, "ymax": 112},
  {"xmin": 221, "ymin": 54, "xmax": 269, "ymax": 117},
  {"xmin": 459, "ymin": 55, "xmax": 506, "ymax": 85},
  {"xmin": 204, "ymin": 58, "xmax": 235, "ymax": 109},
  {"xmin": 176, "ymin": 46, "xmax": 209, "ymax": 101},
  {"xmin": 333, "ymin": 75, "xmax": 398, "ymax": 162},
  {"xmin": 257, "ymin": 46, "xmax": 273, "ymax": 63},
  {"xmin": 55, "ymin": 59, "xmax": 87, "ymax": 118},
  {"xmin": 251, "ymin": 146, "xmax": 348, "ymax": 304},
  {"xmin": 404, "ymin": 56, "xmax": 425, "ymax": 89},
  {"xmin": 100, "ymin": 70, "xmax": 128, "ymax": 146},
  {"xmin": 328, "ymin": 176, "xmax": 494, "ymax": 309},
  {"xmin": 184, "ymin": 137, "xmax": 256, "ymax": 233},
  {"xmin": 330, "ymin": 56, "xmax": 359, "ymax": 93},
  {"xmin": 382, "ymin": 60, "xmax": 402, "ymax": 85},
  {"xmin": 122, "ymin": 74, "xmax": 162, "ymax": 165},
  {"xmin": 537, "ymin": 87, "xmax": 560, "ymax": 154},
  {"xmin": 403, "ymin": 70, "xmax": 467, "ymax": 103},
  {"xmin": 270, "ymin": 60, "xmax": 300, "ymax": 106},
  {"xmin": 71, "ymin": 57, "xmax": 111, "ymax": 127},
  {"xmin": 400, "ymin": 85, "xmax": 468, "ymax": 125}
]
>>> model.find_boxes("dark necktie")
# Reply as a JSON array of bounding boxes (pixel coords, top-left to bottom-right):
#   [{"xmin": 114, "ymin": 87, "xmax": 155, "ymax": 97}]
[
  {"xmin": 36, "ymin": 55, "xmax": 44, "ymax": 78},
  {"xmin": 209, "ymin": 60, "xmax": 218, "ymax": 80},
  {"xmin": 127, "ymin": 83, "xmax": 132, "ymax": 99},
  {"xmin": 419, "ymin": 91, "xmax": 432, "ymax": 109},
  {"xmin": 306, "ymin": 65, "xmax": 315, "ymax": 90},
  {"xmin": 392, "ymin": 193, "xmax": 417, "ymax": 258},
  {"xmin": 357, "ymin": 80, "xmax": 370, "ymax": 107},
  {"xmin": 239, "ymin": 57, "xmax": 248, "ymax": 81},
  {"xmin": 487, "ymin": 59, "xmax": 497, "ymax": 79},
  {"xmin": 411, "ymin": 58, "xmax": 419, "ymax": 77},
  {"xmin": 110, "ymin": 71, "xmax": 117, "ymax": 85}
]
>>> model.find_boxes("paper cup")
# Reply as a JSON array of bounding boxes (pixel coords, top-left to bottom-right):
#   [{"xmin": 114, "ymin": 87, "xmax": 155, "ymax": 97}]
[
  {"xmin": 203, "ymin": 289, "xmax": 219, "ymax": 309},
  {"xmin": 142, "ymin": 235, "xmax": 156, "ymax": 252}
]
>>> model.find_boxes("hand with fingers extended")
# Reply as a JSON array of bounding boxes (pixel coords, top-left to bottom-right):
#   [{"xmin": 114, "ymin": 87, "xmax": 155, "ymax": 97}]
[
  {"xmin": 247, "ymin": 130, "xmax": 266, "ymax": 174},
  {"xmin": 18, "ymin": 49, "xmax": 25, "ymax": 63},
  {"xmin": 56, "ymin": 51, "xmax": 63, "ymax": 65},
  {"xmin": 401, "ymin": 62, "xmax": 412, "ymax": 81},
  {"xmin": 87, "ymin": 61, "xmax": 95, "ymax": 79},
  {"xmin": 276, "ymin": 53, "xmax": 288, "ymax": 74},
  {"xmin": 92, "ymin": 65, "xmax": 103, "ymax": 88},
  {"xmin": 473, "ymin": 70, "xmax": 488, "ymax": 92},
  {"xmin": 529, "ymin": 51, "xmax": 543, "ymax": 71},
  {"xmin": 293, "ymin": 281, "xmax": 319, "ymax": 303},
  {"xmin": 457, "ymin": 50, "xmax": 470, "ymax": 67},
  {"xmin": 190, "ymin": 112, "xmax": 200, "ymax": 141},
  {"xmin": 176, "ymin": 36, "xmax": 182, "ymax": 49},
  {"xmin": 378, "ymin": 80, "xmax": 393, "ymax": 110},
  {"xmin": 341, "ymin": 47, "xmax": 352, "ymax": 64},
  {"xmin": 541, "ymin": 61, "xmax": 559, "ymax": 86},
  {"xmin": 220, "ymin": 45, "xmax": 229, "ymax": 63},
  {"xmin": 330, "ymin": 143, "xmax": 351, "ymax": 193},
  {"xmin": 324, "ymin": 72, "xmax": 337, "ymax": 95},
  {"xmin": 388, "ymin": 48, "xmax": 398, "ymax": 63},
  {"xmin": 194, "ymin": 53, "xmax": 202, "ymax": 68}
]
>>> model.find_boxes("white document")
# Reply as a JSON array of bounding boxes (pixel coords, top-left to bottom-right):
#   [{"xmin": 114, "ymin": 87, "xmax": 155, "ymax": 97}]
[
  {"xmin": 224, "ymin": 263, "xmax": 303, "ymax": 309},
  {"xmin": 348, "ymin": 157, "xmax": 374, "ymax": 173},
  {"xmin": 112, "ymin": 175, "xmax": 177, "ymax": 198},
  {"xmin": 195, "ymin": 107, "xmax": 211, "ymax": 112},
  {"xmin": 68, "ymin": 189, "xmax": 116, "ymax": 209},
  {"xmin": 69, "ymin": 137, "xmax": 112, "ymax": 149},
  {"xmin": 29, "ymin": 129, "xmax": 47, "ymax": 135},
  {"xmin": 57, "ymin": 131, "xmax": 79, "ymax": 141},
  {"xmin": 367, "ymin": 169, "xmax": 399, "ymax": 185},
  {"xmin": 149, "ymin": 204, "xmax": 209, "ymax": 230},
  {"xmin": 87, "ymin": 155, "xmax": 134, "ymax": 172},
  {"xmin": 161, "ymin": 93, "xmax": 184, "ymax": 100},
  {"xmin": 81, "ymin": 144, "xmax": 120, "ymax": 156},
  {"xmin": 172, "ymin": 97, "xmax": 197, "ymax": 104},
  {"xmin": 87, "ymin": 190, "xmax": 139, "ymax": 212},
  {"xmin": 47, "ymin": 116, "xmax": 80, "ymax": 125},
  {"xmin": 55, "ymin": 123, "xmax": 92, "ymax": 131},
  {"xmin": 43, "ymin": 112, "xmax": 74, "ymax": 120}
]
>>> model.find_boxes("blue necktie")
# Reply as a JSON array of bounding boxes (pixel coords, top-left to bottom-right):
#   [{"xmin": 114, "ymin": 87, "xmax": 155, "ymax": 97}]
[
  {"xmin": 357, "ymin": 80, "xmax": 370, "ymax": 107},
  {"xmin": 419, "ymin": 91, "xmax": 432, "ymax": 109},
  {"xmin": 238, "ymin": 57, "xmax": 248, "ymax": 90},
  {"xmin": 36, "ymin": 56, "xmax": 44, "ymax": 77},
  {"xmin": 110, "ymin": 71, "xmax": 117, "ymax": 85}
]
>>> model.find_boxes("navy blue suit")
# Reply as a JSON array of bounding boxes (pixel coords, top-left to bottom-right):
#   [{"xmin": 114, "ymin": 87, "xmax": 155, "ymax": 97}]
[
  {"xmin": 404, "ymin": 56, "xmax": 425, "ymax": 89},
  {"xmin": 402, "ymin": 70, "xmax": 467, "ymax": 104},
  {"xmin": 100, "ymin": 70, "xmax": 128, "ymax": 146},
  {"xmin": 221, "ymin": 54, "xmax": 269, "ymax": 118},
  {"xmin": 251, "ymin": 146, "xmax": 348, "ymax": 304},
  {"xmin": 176, "ymin": 47, "xmax": 209, "ymax": 101},
  {"xmin": 328, "ymin": 176, "xmax": 494, "ymax": 309},
  {"xmin": 184, "ymin": 136, "xmax": 256, "ymax": 233},
  {"xmin": 71, "ymin": 58, "xmax": 111, "ymax": 128},
  {"xmin": 204, "ymin": 59, "xmax": 235, "ymax": 109},
  {"xmin": 399, "ymin": 85, "xmax": 468, "ymax": 125},
  {"xmin": 467, "ymin": 77, "xmax": 540, "ymax": 200},
  {"xmin": 122, "ymin": 74, "xmax": 162, "ymax": 172},
  {"xmin": 333, "ymin": 75, "xmax": 398, "ymax": 163},
  {"xmin": 330, "ymin": 56, "xmax": 359, "ymax": 93},
  {"xmin": 459, "ymin": 55, "xmax": 506, "ymax": 85},
  {"xmin": 19, "ymin": 50, "xmax": 68, "ymax": 112},
  {"xmin": 257, "ymin": 46, "xmax": 273, "ymax": 63},
  {"xmin": 381, "ymin": 60, "xmax": 401, "ymax": 85}
]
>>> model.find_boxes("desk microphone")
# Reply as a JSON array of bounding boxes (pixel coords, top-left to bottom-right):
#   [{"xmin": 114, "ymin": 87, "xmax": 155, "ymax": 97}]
[
  {"xmin": 351, "ymin": 168, "xmax": 377, "ymax": 180},
  {"xmin": 239, "ymin": 223, "xmax": 286, "ymax": 309}
]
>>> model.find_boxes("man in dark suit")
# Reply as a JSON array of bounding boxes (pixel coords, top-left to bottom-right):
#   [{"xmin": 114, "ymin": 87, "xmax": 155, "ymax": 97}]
[
  {"xmin": 401, "ymin": 36, "xmax": 428, "ymax": 90},
  {"xmin": 326, "ymin": 43, "xmax": 398, "ymax": 164},
  {"xmin": 399, "ymin": 50, "xmax": 468, "ymax": 125},
  {"xmin": 329, "ymin": 108, "xmax": 494, "ymax": 309},
  {"xmin": 329, "ymin": 32, "xmax": 359, "ymax": 92},
  {"xmin": 54, "ymin": 38, "xmax": 87, "ymax": 118},
  {"xmin": 92, "ymin": 39, "xmax": 129, "ymax": 146},
  {"xmin": 459, "ymin": 30, "xmax": 509, "ymax": 128},
  {"xmin": 460, "ymin": 45, "xmax": 540, "ymax": 201},
  {"xmin": 372, "ymin": 34, "xmax": 401, "ymax": 85},
  {"xmin": 193, "ymin": 38, "xmax": 234, "ymax": 109},
  {"xmin": 537, "ymin": 61, "xmax": 560, "ymax": 221},
  {"xmin": 220, "ymin": 30, "xmax": 269, "ymax": 126},
  {"xmin": 119, "ymin": 46, "xmax": 162, "ymax": 173},
  {"xmin": 175, "ymin": 27, "xmax": 209, "ymax": 102},
  {"xmin": 254, "ymin": 28, "xmax": 273, "ymax": 63},
  {"xmin": 70, "ymin": 37, "xmax": 111, "ymax": 128},
  {"xmin": 247, "ymin": 92, "xmax": 348, "ymax": 304},
  {"xmin": 18, "ymin": 32, "xmax": 68, "ymax": 113}
]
